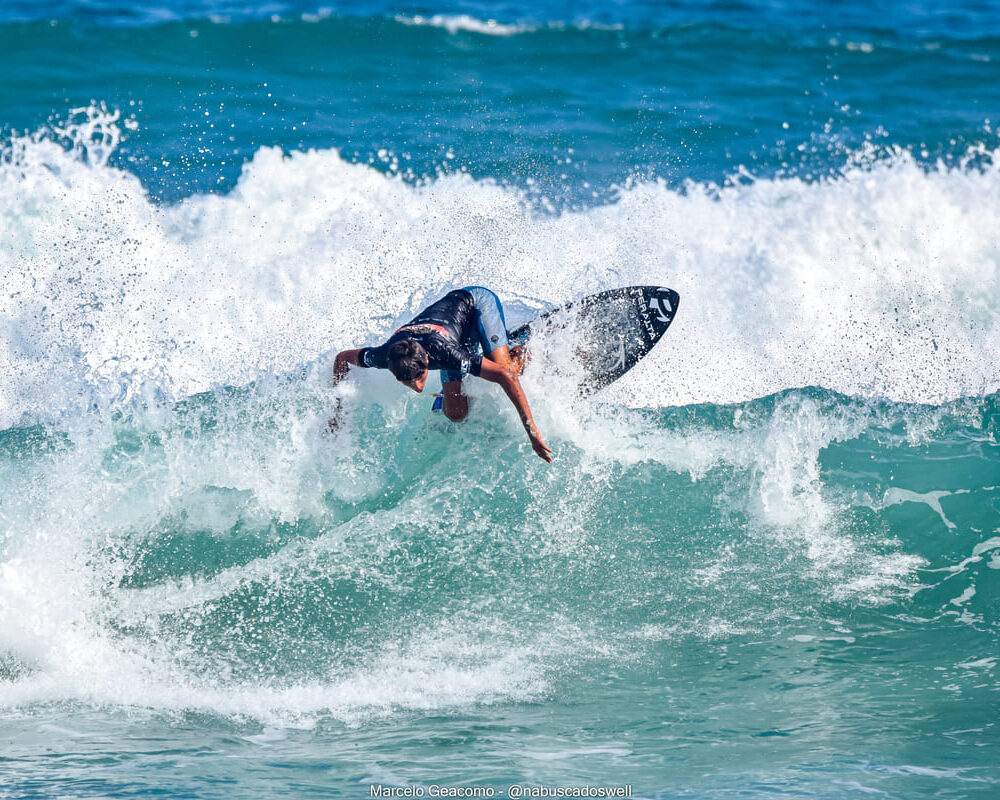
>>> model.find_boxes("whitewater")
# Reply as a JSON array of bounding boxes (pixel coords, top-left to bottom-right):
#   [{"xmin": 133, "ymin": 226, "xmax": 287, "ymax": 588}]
[{"xmin": 4, "ymin": 110, "xmax": 1000, "ymax": 431}]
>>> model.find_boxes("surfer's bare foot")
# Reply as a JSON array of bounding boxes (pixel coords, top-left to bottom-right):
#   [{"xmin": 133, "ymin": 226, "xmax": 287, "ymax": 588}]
[{"xmin": 510, "ymin": 345, "xmax": 529, "ymax": 375}]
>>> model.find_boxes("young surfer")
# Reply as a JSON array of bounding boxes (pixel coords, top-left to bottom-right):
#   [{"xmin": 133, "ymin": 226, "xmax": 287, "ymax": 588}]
[{"xmin": 330, "ymin": 286, "xmax": 553, "ymax": 463}]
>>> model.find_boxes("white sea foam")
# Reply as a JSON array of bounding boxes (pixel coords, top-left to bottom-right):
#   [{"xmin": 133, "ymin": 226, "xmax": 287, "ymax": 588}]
[
  {"xmin": 394, "ymin": 14, "xmax": 531, "ymax": 36},
  {"xmin": 393, "ymin": 15, "xmax": 623, "ymax": 36},
  {"xmin": 3, "ymin": 111, "xmax": 999, "ymax": 430},
  {"xmin": 0, "ymin": 612, "xmax": 549, "ymax": 724}
]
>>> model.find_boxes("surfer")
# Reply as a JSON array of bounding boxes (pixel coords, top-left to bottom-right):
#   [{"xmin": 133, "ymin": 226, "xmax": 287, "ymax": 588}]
[{"xmin": 330, "ymin": 286, "xmax": 553, "ymax": 462}]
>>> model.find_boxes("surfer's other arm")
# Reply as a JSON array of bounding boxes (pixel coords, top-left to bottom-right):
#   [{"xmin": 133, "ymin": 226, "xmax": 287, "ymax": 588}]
[
  {"xmin": 332, "ymin": 348, "xmax": 363, "ymax": 385},
  {"xmin": 478, "ymin": 359, "xmax": 553, "ymax": 463}
]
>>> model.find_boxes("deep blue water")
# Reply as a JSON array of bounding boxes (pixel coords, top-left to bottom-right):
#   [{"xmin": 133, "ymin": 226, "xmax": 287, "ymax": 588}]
[
  {"xmin": 1, "ymin": 1, "xmax": 999, "ymax": 798},
  {"xmin": 3, "ymin": 1, "xmax": 999, "ymax": 202}
]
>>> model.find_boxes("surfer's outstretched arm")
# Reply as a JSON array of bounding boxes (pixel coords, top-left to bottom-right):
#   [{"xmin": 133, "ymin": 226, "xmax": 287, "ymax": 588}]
[
  {"xmin": 332, "ymin": 349, "xmax": 363, "ymax": 385},
  {"xmin": 478, "ymin": 359, "xmax": 553, "ymax": 463}
]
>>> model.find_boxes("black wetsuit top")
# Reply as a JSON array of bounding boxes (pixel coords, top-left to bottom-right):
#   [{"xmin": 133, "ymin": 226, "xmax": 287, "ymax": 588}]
[{"xmin": 357, "ymin": 289, "xmax": 483, "ymax": 378}]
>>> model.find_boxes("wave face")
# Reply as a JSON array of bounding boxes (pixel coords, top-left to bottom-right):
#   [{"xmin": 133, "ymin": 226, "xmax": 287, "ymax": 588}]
[
  {"xmin": 3, "ymin": 1, "xmax": 1000, "ymax": 797},
  {"xmin": 1, "ymin": 377, "xmax": 999, "ymax": 793}
]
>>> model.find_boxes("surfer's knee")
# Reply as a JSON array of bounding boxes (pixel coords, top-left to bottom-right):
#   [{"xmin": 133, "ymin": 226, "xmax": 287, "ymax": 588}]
[{"xmin": 442, "ymin": 387, "xmax": 469, "ymax": 421}]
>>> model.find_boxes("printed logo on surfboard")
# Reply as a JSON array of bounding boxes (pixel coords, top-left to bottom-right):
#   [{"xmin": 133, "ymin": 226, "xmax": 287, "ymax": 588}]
[
  {"xmin": 629, "ymin": 287, "xmax": 677, "ymax": 345},
  {"xmin": 649, "ymin": 292, "xmax": 674, "ymax": 324}
]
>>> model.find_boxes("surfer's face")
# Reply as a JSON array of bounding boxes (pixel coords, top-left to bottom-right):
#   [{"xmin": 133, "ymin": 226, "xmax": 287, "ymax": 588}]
[{"xmin": 402, "ymin": 370, "xmax": 428, "ymax": 393}]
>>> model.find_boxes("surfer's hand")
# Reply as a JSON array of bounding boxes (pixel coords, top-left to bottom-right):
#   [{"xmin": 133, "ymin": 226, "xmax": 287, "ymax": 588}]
[
  {"xmin": 332, "ymin": 349, "xmax": 363, "ymax": 386},
  {"xmin": 530, "ymin": 432, "xmax": 553, "ymax": 463}
]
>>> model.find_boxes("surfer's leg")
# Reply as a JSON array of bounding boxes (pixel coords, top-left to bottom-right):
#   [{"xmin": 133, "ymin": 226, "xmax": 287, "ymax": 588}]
[
  {"xmin": 463, "ymin": 286, "xmax": 521, "ymax": 370},
  {"xmin": 442, "ymin": 379, "xmax": 469, "ymax": 421},
  {"xmin": 464, "ymin": 286, "xmax": 510, "ymax": 350}
]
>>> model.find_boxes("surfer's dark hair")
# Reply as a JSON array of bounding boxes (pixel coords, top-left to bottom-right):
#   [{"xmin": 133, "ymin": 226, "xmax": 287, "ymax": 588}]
[{"xmin": 388, "ymin": 339, "xmax": 429, "ymax": 382}]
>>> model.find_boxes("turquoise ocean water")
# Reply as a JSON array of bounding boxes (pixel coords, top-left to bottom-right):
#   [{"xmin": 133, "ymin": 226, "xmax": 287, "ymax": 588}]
[{"xmin": 2, "ymin": 1, "xmax": 1000, "ymax": 797}]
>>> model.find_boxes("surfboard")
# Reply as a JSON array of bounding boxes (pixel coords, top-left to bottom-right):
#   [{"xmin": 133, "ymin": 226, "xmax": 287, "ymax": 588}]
[
  {"xmin": 507, "ymin": 285, "xmax": 680, "ymax": 396},
  {"xmin": 433, "ymin": 285, "xmax": 679, "ymax": 410}
]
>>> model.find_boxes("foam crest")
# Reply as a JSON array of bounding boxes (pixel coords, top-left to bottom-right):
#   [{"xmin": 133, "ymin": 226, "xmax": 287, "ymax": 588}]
[
  {"xmin": 393, "ymin": 14, "xmax": 628, "ymax": 36},
  {"xmin": 3, "ymin": 114, "xmax": 1000, "ymax": 429},
  {"xmin": 395, "ymin": 14, "xmax": 531, "ymax": 36}
]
